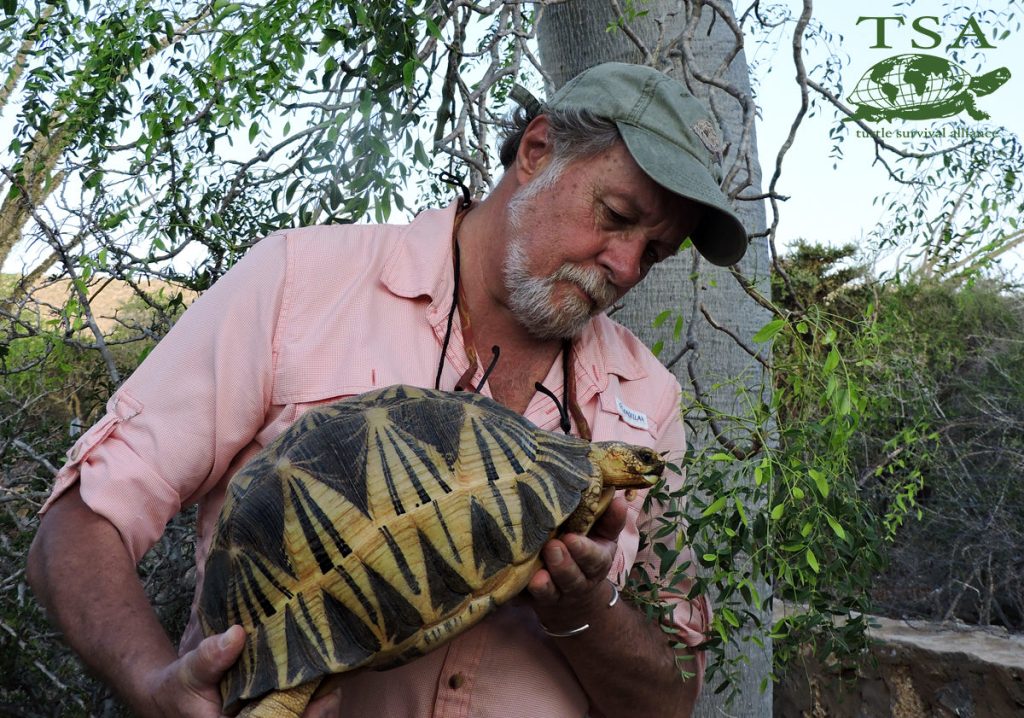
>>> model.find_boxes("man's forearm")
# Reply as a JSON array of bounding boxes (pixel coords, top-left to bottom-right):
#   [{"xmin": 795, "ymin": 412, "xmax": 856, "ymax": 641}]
[
  {"xmin": 537, "ymin": 582, "xmax": 699, "ymax": 718},
  {"xmin": 27, "ymin": 487, "xmax": 179, "ymax": 716}
]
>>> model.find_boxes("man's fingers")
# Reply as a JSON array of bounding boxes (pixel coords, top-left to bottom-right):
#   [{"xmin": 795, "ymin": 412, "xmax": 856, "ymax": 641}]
[
  {"xmin": 562, "ymin": 533, "xmax": 615, "ymax": 580},
  {"xmin": 527, "ymin": 566, "xmax": 559, "ymax": 602},
  {"xmin": 590, "ymin": 496, "xmax": 628, "ymax": 540},
  {"xmin": 183, "ymin": 625, "xmax": 245, "ymax": 689}
]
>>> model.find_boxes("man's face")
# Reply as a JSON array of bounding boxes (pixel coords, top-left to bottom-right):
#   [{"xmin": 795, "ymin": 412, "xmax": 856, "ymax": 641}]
[{"xmin": 502, "ymin": 141, "xmax": 703, "ymax": 340}]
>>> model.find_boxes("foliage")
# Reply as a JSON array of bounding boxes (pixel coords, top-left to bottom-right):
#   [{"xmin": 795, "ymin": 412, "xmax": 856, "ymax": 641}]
[
  {"xmin": 864, "ymin": 281, "xmax": 1024, "ymax": 628},
  {"xmin": 627, "ymin": 236, "xmax": 1024, "ymax": 700},
  {"xmin": 667, "ymin": 248, "xmax": 894, "ymax": 694},
  {"xmin": 771, "ymin": 245, "xmax": 1024, "ymax": 630},
  {"xmin": 0, "ymin": 279, "xmax": 193, "ymax": 715},
  {"xmin": 2, "ymin": 0, "xmax": 1022, "ymax": 714},
  {"xmin": 874, "ymin": 127, "xmax": 1024, "ymax": 280},
  {"xmin": 2, "ymin": 0, "xmax": 440, "ymax": 284}
]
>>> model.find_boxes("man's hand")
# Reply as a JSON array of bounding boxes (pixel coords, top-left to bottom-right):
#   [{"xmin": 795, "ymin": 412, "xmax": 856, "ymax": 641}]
[
  {"xmin": 522, "ymin": 494, "xmax": 699, "ymax": 718},
  {"xmin": 143, "ymin": 626, "xmax": 245, "ymax": 718},
  {"xmin": 28, "ymin": 488, "xmax": 341, "ymax": 718},
  {"xmin": 145, "ymin": 626, "xmax": 341, "ymax": 718},
  {"xmin": 143, "ymin": 626, "xmax": 339, "ymax": 716},
  {"xmin": 526, "ymin": 495, "xmax": 627, "ymax": 619}
]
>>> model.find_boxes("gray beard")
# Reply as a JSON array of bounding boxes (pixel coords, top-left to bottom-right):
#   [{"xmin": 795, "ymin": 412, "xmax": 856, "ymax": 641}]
[
  {"xmin": 503, "ymin": 241, "xmax": 594, "ymax": 339},
  {"xmin": 502, "ymin": 179, "xmax": 618, "ymax": 340}
]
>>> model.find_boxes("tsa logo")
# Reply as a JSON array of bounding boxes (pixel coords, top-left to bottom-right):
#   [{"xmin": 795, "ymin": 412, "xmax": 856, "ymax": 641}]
[
  {"xmin": 846, "ymin": 54, "xmax": 1009, "ymax": 122},
  {"xmin": 846, "ymin": 14, "xmax": 1011, "ymax": 123}
]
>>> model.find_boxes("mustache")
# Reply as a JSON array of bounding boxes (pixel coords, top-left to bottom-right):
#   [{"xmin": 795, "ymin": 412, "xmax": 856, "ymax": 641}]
[{"xmin": 551, "ymin": 264, "xmax": 618, "ymax": 310}]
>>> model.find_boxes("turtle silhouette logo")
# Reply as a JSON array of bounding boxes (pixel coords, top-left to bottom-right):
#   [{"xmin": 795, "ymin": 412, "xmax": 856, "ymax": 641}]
[{"xmin": 845, "ymin": 53, "xmax": 1010, "ymax": 122}]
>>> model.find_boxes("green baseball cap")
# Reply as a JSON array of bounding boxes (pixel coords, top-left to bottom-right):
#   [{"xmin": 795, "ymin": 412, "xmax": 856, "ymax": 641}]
[{"xmin": 546, "ymin": 62, "xmax": 748, "ymax": 266}]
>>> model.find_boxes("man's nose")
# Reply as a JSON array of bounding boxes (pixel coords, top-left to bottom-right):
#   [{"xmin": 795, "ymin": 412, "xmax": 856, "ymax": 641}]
[{"xmin": 598, "ymin": 236, "xmax": 645, "ymax": 288}]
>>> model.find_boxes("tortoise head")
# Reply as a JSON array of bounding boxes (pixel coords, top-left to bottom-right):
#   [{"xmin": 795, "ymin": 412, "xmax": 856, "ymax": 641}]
[
  {"xmin": 559, "ymin": 442, "xmax": 664, "ymax": 535},
  {"xmin": 971, "ymin": 67, "xmax": 1011, "ymax": 96},
  {"xmin": 590, "ymin": 441, "xmax": 664, "ymax": 488}
]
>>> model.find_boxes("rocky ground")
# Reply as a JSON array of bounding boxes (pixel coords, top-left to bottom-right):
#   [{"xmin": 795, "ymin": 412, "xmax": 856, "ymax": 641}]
[{"xmin": 776, "ymin": 612, "xmax": 1024, "ymax": 717}]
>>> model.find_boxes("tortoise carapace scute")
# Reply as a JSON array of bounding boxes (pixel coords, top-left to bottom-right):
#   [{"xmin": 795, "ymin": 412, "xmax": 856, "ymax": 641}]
[{"xmin": 198, "ymin": 384, "xmax": 663, "ymax": 716}]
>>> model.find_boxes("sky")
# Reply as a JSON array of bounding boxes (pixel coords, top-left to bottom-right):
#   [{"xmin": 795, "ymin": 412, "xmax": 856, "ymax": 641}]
[{"xmin": 745, "ymin": 1, "xmax": 1023, "ymax": 274}]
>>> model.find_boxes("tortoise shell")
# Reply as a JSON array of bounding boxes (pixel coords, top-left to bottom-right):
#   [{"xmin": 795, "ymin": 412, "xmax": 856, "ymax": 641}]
[{"xmin": 197, "ymin": 384, "xmax": 662, "ymax": 715}]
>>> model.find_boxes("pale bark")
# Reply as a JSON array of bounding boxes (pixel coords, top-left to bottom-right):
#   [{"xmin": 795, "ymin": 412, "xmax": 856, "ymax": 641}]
[{"xmin": 537, "ymin": 1, "xmax": 772, "ymax": 715}]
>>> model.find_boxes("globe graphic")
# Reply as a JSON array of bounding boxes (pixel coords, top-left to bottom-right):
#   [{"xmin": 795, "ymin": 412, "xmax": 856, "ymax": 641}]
[{"xmin": 850, "ymin": 54, "xmax": 965, "ymax": 110}]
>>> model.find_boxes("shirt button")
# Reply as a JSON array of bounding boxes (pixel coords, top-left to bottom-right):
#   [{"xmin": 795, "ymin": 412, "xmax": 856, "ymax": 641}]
[{"xmin": 448, "ymin": 673, "xmax": 466, "ymax": 690}]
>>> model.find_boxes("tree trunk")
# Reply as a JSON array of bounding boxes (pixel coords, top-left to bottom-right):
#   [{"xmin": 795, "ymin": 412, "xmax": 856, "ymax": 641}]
[{"xmin": 537, "ymin": 2, "xmax": 772, "ymax": 716}]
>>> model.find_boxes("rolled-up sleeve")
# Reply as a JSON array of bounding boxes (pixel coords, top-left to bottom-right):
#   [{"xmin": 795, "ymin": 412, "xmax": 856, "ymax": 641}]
[{"xmin": 40, "ymin": 233, "xmax": 289, "ymax": 564}]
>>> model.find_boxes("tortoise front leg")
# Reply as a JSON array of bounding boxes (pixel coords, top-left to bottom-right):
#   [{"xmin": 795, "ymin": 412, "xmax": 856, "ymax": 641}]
[
  {"xmin": 965, "ymin": 93, "xmax": 990, "ymax": 121},
  {"xmin": 237, "ymin": 679, "xmax": 322, "ymax": 718}
]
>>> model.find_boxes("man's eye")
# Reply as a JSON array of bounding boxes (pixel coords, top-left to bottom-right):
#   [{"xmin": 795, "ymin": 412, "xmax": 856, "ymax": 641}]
[{"xmin": 604, "ymin": 204, "xmax": 631, "ymax": 224}]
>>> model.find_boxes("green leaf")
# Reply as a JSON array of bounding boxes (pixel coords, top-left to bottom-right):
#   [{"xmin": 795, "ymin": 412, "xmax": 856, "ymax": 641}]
[
  {"xmin": 827, "ymin": 515, "xmax": 846, "ymax": 540},
  {"xmin": 424, "ymin": 16, "xmax": 442, "ymax": 39},
  {"xmin": 809, "ymin": 469, "xmax": 829, "ymax": 498},
  {"xmin": 213, "ymin": 2, "xmax": 242, "ymax": 23},
  {"xmin": 806, "ymin": 548, "xmax": 820, "ymax": 573},
  {"xmin": 653, "ymin": 309, "xmax": 672, "ymax": 328},
  {"xmin": 402, "ymin": 58, "xmax": 417, "ymax": 88},
  {"xmin": 414, "ymin": 139, "xmax": 429, "ymax": 167},
  {"xmin": 770, "ymin": 503, "xmax": 784, "ymax": 520},
  {"xmin": 83, "ymin": 171, "xmax": 103, "ymax": 189},
  {"xmin": 702, "ymin": 496, "xmax": 727, "ymax": 517},
  {"xmin": 753, "ymin": 318, "xmax": 785, "ymax": 343},
  {"xmin": 823, "ymin": 347, "xmax": 839, "ymax": 374},
  {"xmin": 735, "ymin": 497, "xmax": 748, "ymax": 526}
]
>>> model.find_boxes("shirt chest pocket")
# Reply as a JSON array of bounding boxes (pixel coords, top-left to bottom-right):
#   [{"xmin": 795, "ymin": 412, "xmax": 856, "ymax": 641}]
[
  {"xmin": 270, "ymin": 346, "xmax": 440, "ymax": 408},
  {"xmin": 592, "ymin": 379, "xmax": 663, "ymax": 448},
  {"xmin": 259, "ymin": 352, "xmax": 446, "ymax": 445}
]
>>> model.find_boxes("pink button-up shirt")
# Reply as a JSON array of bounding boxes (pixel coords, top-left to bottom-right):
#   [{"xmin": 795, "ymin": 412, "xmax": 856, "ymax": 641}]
[{"xmin": 43, "ymin": 204, "xmax": 710, "ymax": 717}]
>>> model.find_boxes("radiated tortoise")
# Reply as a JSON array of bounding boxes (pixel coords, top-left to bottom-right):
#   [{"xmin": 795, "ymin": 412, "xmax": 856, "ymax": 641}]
[{"xmin": 198, "ymin": 384, "xmax": 664, "ymax": 717}]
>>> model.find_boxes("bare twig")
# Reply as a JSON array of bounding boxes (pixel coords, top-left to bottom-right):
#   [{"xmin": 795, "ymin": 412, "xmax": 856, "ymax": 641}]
[
  {"xmin": 11, "ymin": 439, "xmax": 60, "ymax": 477},
  {"xmin": 701, "ymin": 303, "xmax": 772, "ymax": 370}
]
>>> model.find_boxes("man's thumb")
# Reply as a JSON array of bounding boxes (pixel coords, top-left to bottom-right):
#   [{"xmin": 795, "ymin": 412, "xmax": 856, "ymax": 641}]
[{"xmin": 184, "ymin": 625, "xmax": 245, "ymax": 688}]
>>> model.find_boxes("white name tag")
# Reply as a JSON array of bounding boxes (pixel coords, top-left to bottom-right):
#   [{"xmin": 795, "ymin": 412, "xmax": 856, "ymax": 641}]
[{"xmin": 615, "ymin": 397, "xmax": 649, "ymax": 430}]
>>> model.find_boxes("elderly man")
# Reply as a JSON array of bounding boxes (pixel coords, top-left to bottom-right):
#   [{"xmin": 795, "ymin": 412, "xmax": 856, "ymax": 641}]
[{"xmin": 28, "ymin": 62, "xmax": 746, "ymax": 718}]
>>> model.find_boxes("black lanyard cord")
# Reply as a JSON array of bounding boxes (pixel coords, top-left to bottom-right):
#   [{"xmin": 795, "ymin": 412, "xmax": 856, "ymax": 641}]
[
  {"xmin": 434, "ymin": 241, "xmax": 461, "ymax": 391},
  {"xmin": 433, "ymin": 201, "xmax": 573, "ymax": 436}
]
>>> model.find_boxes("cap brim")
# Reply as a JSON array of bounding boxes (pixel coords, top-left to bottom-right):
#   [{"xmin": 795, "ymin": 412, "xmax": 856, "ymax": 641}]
[{"xmin": 618, "ymin": 123, "xmax": 748, "ymax": 266}]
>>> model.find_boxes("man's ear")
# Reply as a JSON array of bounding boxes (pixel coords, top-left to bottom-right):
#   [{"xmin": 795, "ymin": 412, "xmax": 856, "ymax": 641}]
[{"xmin": 515, "ymin": 115, "xmax": 554, "ymax": 185}]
